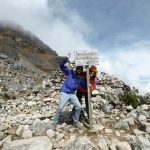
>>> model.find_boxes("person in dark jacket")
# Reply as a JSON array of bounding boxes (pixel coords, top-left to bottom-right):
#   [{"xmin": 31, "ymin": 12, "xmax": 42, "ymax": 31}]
[
  {"xmin": 53, "ymin": 56, "xmax": 86, "ymax": 128},
  {"xmin": 77, "ymin": 66, "xmax": 98, "ymax": 120}
]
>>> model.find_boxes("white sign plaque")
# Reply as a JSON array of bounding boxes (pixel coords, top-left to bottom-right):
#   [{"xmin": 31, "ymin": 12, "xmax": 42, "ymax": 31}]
[{"xmin": 75, "ymin": 49, "xmax": 99, "ymax": 66}]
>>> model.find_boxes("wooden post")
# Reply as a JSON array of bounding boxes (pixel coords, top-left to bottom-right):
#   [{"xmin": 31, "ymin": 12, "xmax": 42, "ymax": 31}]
[{"xmin": 86, "ymin": 65, "xmax": 92, "ymax": 129}]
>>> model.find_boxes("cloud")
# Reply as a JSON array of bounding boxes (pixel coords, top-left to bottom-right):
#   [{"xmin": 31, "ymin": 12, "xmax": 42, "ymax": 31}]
[
  {"xmin": 0, "ymin": 0, "xmax": 91, "ymax": 59},
  {"xmin": 0, "ymin": 0, "xmax": 150, "ymax": 94},
  {"xmin": 145, "ymin": 82, "xmax": 150, "ymax": 92},
  {"xmin": 100, "ymin": 46, "xmax": 150, "ymax": 94}
]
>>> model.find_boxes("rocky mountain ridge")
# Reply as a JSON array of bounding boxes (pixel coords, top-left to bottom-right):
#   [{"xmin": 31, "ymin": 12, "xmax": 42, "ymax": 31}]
[
  {"xmin": 0, "ymin": 22, "xmax": 62, "ymax": 73},
  {"xmin": 0, "ymin": 52, "xmax": 150, "ymax": 150}
]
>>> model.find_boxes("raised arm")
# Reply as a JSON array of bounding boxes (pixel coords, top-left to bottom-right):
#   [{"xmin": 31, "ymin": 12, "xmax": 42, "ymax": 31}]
[{"xmin": 60, "ymin": 57, "xmax": 70, "ymax": 75}]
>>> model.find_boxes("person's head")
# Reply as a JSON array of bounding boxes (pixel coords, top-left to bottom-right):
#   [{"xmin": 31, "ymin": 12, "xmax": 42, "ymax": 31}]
[
  {"xmin": 76, "ymin": 66, "xmax": 83, "ymax": 75},
  {"xmin": 89, "ymin": 66, "xmax": 97, "ymax": 76}
]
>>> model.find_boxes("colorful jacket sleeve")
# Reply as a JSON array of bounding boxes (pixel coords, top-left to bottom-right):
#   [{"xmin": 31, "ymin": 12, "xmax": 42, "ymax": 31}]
[
  {"xmin": 80, "ymin": 78, "xmax": 87, "ymax": 91},
  {"xmin": 60, "ymin": 57, "xmax": 70, "ymax": 75},
  {"xmin": 90, "ymin": 77, "xmax": 98, "ymax": 91}
]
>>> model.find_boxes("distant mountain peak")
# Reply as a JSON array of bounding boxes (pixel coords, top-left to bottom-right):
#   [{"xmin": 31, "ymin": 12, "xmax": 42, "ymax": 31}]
[{"xmin": 0, "ymin": 21, "xmax": 62, "ymax": 73}]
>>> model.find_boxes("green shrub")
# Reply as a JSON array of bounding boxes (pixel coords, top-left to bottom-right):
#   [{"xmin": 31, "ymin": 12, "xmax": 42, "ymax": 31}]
[{"xmin": 119, "ymin": 91, "xmax": 148, "ymax": 108}]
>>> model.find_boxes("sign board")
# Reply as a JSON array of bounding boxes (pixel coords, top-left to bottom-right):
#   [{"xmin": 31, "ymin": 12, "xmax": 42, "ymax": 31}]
[{"xmin": 74, "ymin": 49, "xmax": 99, "ymax": 66}]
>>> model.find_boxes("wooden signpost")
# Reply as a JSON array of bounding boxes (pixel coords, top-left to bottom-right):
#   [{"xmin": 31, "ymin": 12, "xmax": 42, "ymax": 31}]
[{"xmin": 75, "ymin": 49, "xmax": 99, "ymax": 129}]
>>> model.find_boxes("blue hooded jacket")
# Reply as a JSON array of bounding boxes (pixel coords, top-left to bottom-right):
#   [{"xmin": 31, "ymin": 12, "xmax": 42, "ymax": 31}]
[{"xmin": 60, "ymin": 57, "xmax": 86, "ymax": 94}]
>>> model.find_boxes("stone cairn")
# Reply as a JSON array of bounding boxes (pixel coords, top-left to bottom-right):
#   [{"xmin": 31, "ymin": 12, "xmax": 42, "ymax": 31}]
[{"xmin": 0, "ymin": 52, "xmax": 150, "ymax": 150}]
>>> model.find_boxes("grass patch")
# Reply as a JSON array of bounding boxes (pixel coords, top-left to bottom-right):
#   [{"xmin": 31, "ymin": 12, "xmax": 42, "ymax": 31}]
[{"xmin": 119, "ymin": 91, "xmax": 148, "ymax": 108}]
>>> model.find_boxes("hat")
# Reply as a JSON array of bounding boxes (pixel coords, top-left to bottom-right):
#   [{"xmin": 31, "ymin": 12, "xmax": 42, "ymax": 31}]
[{"xmin": 89, "ymin": 66, "xmax": 97, "ymax": 72}]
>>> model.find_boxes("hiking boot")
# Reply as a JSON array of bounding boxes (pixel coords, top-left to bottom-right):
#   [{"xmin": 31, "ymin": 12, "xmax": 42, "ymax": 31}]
[{"xmin": 73, "ymin": 122, "xmax": 82, "ymax": 129}]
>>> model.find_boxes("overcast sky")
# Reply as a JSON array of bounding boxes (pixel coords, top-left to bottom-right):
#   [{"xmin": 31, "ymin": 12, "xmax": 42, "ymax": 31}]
[{"xmin": 0, "ymin": 0, "xmax": 150, "ymax": 94}]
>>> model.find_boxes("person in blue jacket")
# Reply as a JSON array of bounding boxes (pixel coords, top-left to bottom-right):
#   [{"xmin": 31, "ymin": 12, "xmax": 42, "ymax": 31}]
[{"xmin": 53, "ymin": 56, "xmax": 85, "ymax": 128}]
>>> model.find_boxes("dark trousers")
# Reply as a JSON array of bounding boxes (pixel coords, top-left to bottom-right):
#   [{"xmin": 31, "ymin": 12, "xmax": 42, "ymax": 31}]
[{"xmin": 76, "ymin": 90, "xmax": 89, "ymax": 118}]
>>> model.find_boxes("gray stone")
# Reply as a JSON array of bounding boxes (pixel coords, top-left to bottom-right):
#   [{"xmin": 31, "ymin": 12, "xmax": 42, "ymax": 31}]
[
  {"xmin": 15, "ymin": 114, "xmax": 26, "ymax": 123},
  {"xmin": 102, "ymin": 105, "xmax": 112, "ymax": 113},
  {"xmin": 2, "ymin": 136, "xmax": 52, "ymax": 150},
  {"xmin": 133, "ymin": 129, "xmax": 146, "ymax": 136},
  {"xmin": 21, "ymin": 125, "xmax": 32, "ymax": 139},
  {"xmin": 5, "ymin": 82, "xmax": 23, "ymax": 92},
  {"xmin": 105, "ymin": 128, "xmax": 113, "ymax": 134},
  {"xmin": 51, "ymin": 91, "xmax": 57, "ymax": 97},
  {"xmin": 27, "ymin": 101, "xmax": 36, "ymax": 107},
  {"xmin": 115, "ymin": 131, "xmax": 120, "ymax": 137},
  {"xmin": 46, "ymin": 129, "xmax": 55, "ymax": 138},
  {"xmin": 126, "ymin": 105, "xmax": 134, "ymax": 111},
  {"xmin": 145, "ymin": 126, "xmax": 150, "ymax": 134},
  {"xmin": 92, "ymin": 90, "xmax": 99, "ymax": 95},
  {"xmin": 31, "ymin": 119, "xmax": 46, "ymax": 136},
  {"xmin": 0, "ymin": 131, "xmax": 5, "ymax": 141},
  {"xmin": 98, "ymin": 137, "xmax": 109, "ymax": 150},
  {"xmin": 128, "ymin": 135, "xmax": 150, "ymax": 150},
  {"xmin": 0, "ymin": 53, "xmax": 8, "ymax": 59},
  {"xmin": 16, "ymin": 125, "xmax": 23, "ymax": 137},
  {"xmin": 73, "ymin": 136, "xmax": 93, "ymax": 150},
  {"xmin": 0, "ymin": 135, "xmax": 12, "ymax": 147},
  {"xmin": 114, "ymin": 120, "xmax": 129, "ymax": 130},
  {"xmin": 110, "ymin": 143, "xmax": 117, "ymax": 150},
  {"xmin": 140, "ymin": 104, "xmax": 149, "ymax": 111},
  {"xmin": 127, "ymin": 117, "xmax": 135, "ymax": 126},
  {"xmin": 43, "ymin": 97, "xmax": 54, "ymax": 102},
  {"xmin": 32, "ymin": 114, "xmax": 43, "ymax": 119},
  {"xmin": 64, "ymin": 135, "xmax": 76, "ymax": 150},
  {"xmin": 116, "ymin": 141, "xmax": 132, "ymax": 150},
  {"xmin": 56, "ymin": 133, "xmax": 64, "ymax": 142},
  {"xmin": 137, "ymin": 115, "xmax": 147, "ymax": 123},
  {"xmin": 127, "ymin": 111, "xmax": 137, "ymax": 118},
  {"xmin": 91, "ymin": 124, "xmax": 104, "ymax": 132}
]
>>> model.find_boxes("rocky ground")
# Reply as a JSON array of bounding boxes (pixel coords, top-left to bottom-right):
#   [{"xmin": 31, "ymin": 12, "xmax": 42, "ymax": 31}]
[{"xmin": 0, "ymin": 52, "xmax": 150, "ymax": 150}]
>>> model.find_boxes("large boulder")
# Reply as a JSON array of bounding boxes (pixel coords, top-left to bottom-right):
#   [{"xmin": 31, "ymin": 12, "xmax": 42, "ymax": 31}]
[
  {"xmin": 2, "ymin": 136, "xmax": 52, "ymax": 150},
  {"xmin": 128, "ymin": 135, "xmax": 150, "ymax": 150},
  {"xmin": 73, "ymin": 136, "xmax": 94, "ymax": 150}
]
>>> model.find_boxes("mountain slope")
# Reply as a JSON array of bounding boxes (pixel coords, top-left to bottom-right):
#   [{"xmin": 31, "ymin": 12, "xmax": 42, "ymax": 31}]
[{"xmin": 0, "ymin": 22, "xmax": 62, "ymax": 73}]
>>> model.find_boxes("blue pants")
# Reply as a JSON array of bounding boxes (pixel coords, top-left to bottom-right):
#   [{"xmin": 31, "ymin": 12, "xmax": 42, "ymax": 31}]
[{"xmin": 53, "ymin": 92, "xmax": 81, "ymax": 123}]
